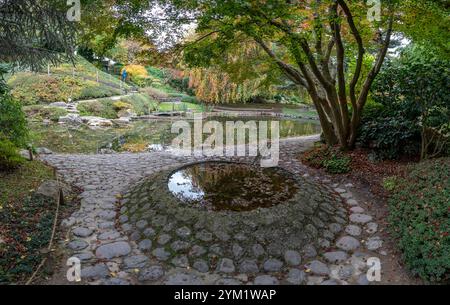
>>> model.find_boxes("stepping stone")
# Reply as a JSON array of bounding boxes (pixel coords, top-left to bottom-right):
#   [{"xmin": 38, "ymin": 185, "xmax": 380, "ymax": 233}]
[
  {"xmin": 263, "ymin": 259, "xmax": 284, "ymax": 272},
  {"xmin": 95, "ymin": 241, "xmax": 131, "ymax": 259},
  {"xmin": 138, "ymin": 239, "xmax": 152, "ymax": 251},
  {"xmin": 68, "ymin": 240, "xmax": 89, "ymax": 251},
  {"xmin": 284, "ymin": 250, "xmax": 302, "ymax": 266},
  {"xmin": 345, "ymin": 225, "xmax": 362, "ymax": 236},
  {"xmin": 323, "ymin": 251, "xmax": 349, "ymax": 264},
  {"xmin": 302, "ymin": 244, "xmax": 317, "ymax": 258},
  {"xmin": 152, "ymin": 248, "xmax": 171, "ymax": 261},
  {"xmin": 254, "ymin": 275, "xmax": 279, "ymax": 285},
  {"xmin": 336, "ymin": 236, "xmax": 360, "ymax": 251},
  {"xmin": 238, "ymin": 259, "xmax": 259, "ymax": 273},
  {"xmin": 286, "ymin": 268, "xmax": 306, "ymax": 285},
  {"xmin": 176, "ymin": 226, "xmax": 192, "ymax": 238},
  {"xmin": 334, "ymin": 188, "xmax": 346, "ymax": 193},
  {"xmin": 217, "ymin": 258, "xmax": 235, "ymax": 273},
  {"xmin": 138, "ymin": 265, "xmax": 165, "ymax": 282},
  {"xmin": 73, "ymin": 227, "xmax": 93, "ymax": 238},
  {"xmin": 350, "ymin": 206, "xmax": 364, "ymax": 213},
  {"xmin": 350, "ymin": 213, "xmax": 373, "ymax": 224},
  {"xmin": 124, "ymin": 255, "xmax": 149, "ymax": 269},
  {"xmin": 165, "ymin": 272, "xmax": 203, "ymax": 285},
  {"xmin": 252, "ymin": 244, "xmax": 265, "ymax": 258},
  {"xmin": 346, "ymin": 199, "xmax": 359, "ymax": 206},
  {"xmin": 366, "ymin": 237, "xmax": 383, "ymax": 250},
  {"xmin": 136, "ymin": 220, "xmax": 148, "ymax": 230},
  {"xmin": 81, "ymin": 263, "xmax": 109, "ymax": 280},
  {"xmin": 171, "ymin": 255, "xmax": 189, "ymax": 268},
  {"xmin": 189, "ymin": 245, "xmax": 206, "ymax": 257},
  {"xmin": 193, "ymin": 260, "xmax": 209, "ymax": 273},
  {"xmin": 216, "ymin": 278, "xmax": 242, "ymax": 285},
  {"xmin": 305, "ymin": 260, "xmax": 330, "ymax": 276},
  {"xmin": 365, "ymin": 222, "xmax": 378, "ymax": 234},
  {"xmin": 157, "ymin": 234, "xmax": 172, "ymax": 245}
]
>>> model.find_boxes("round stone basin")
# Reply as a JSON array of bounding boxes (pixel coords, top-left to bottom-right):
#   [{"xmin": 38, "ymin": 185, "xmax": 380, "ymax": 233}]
[{"xmin": 168, "ymin": 162, "xmax": 300, "ymax": 211}]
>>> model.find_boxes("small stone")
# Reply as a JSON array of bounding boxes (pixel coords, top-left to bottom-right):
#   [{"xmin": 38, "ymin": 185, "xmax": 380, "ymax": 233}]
[
  {"xmin": 136, "ymin": 220, "xmax": 148, "ymax": 230},
  {"xmin": 81, "ymin": 263, "xmax": 109, "ymax": 280},
  {"xmin": 345, "ymin": 225, "xmax": 362, "ymax": 236},
  {"xmin": 171, "ymin": 255, "xmax": 189, "ymax": 268},
  {"xmin": 138, "ymin": 239, "xmax": 152, "ymax": 251},
  {"xmin": 365, "ymin": 222, "xmax": 378, "ymax": 234},
  {"xmin": 195, "ymin": 230, "xmax": 213, "ymax": 242},
  {"xmin": 189, "ymin": 245, "xmax": 206, "ymax": 257},
  {"xmin": 68, "ymin": 240, "xmax": 88, "ymax": 251},
  {"xmin": 193, "ymin": 260, "xmax": 209, "ymax": 273},
  {"xmin": 74, "ymin": 252, "xmax": 94, "ymax": 261},
  {"xmin": 357, "ymin": 274, "xmax": 370, "ymax": 285},
  {"xmin": 334, "ymin": 188, "xmax": 346, "ymax": 193},
  {"xmin": 321, "ymin": 279, "xmax": 339, "ymax": 285},
  {"xmin": 232, "ymin": 244, "xmax": 244, "ymax": 259},
  {"xmin": 216, "ymin": 278, "xmax": 242, "ymax": 285},
  {"xmin": 366, "ymin": 237, "xmax": 383, "ymax": 250},
  {"xmin": 238, "ymin": 260, "xmax": 259, "ymax": 273},
  {"xmin": 284, "ymin": 250, "xmax": 302, "ymax": 266},
  {"xmin": 139, "ymin": 265, "xmax": 164, "ymax": 282},
  {"xmin": 286, "ymin": 268, "xmax": 306, "ymax": 285},
  {"xmin": 95, "ymin": 241, "xmax": 131, "ymax": 259},
  {"xmin": 338, "ymin": 265, "xmax": 354, "ymax": 280},
  {"xmin": 254, "ymin": 275, "xmax": 279, "ymax": 285},
  {"xmin": 350, "ymin": 206, "xmax": 364, "ymax": 213},
  {"xmin": 171, "ymin": 240, "xmax": 190, "ymax": 252},
  {"xmin": 307, "ymin": 276, "xmax": 325, "ymax": 285},
  {"xmin": 329, "ymin": 223, "xmax": 343, "ymax": 234},
  {"xmin": 305, "ymin": 260, "xmax": 330, "ymax": 276},
  {"xmin": 143, "ymin": 227, "xmax": 156, "ymax": 237},
  {"xmin": 73, "ymin": 227, "xmax": 93, "ymax": 238},
  {"xmin": 346, "ymin": 199, "xmax": 358, "ymax": 206},
  {"xmin": 336, "ymin": 236, "xmax": 361, "ymax": 251},
  {"xmin": 124, "ymin": 255, "xmax": 149, "ymax": 269},
  {"xmin": 176, "ymin": 226, "xmax": 192, "ymax": 238},
  {"xmin": 98, "ymin": 231, "xmax": 121, "ymax": 241},
  {"xmin": 157, "ymin": 234, "xmax": 172, "ymax": 245},
  {"xmin": 152, "ymin": 248, "xmax": 171, "ymax": 261},
  {"xmin": 103, "ymin": 278, "xmax": 130, "ymax": 285},
  {"xmin": 252, "ymin": 244, "xmax": 265, "ymax": 258},
  {"xmin": 165, "ymin": 272, "xmax": 203, "ymax": 285},
  {"xmin": 217, "ymin": 258, "xmax": 235, "ymax": 273},
  {"xmin": 350, "ymin": 213, "xmax": 373, "ymax": 224},
  {"xmin": 263, "ymin": 259, "xmax": 283, "ymax": 272},
  {"xmin": 324, "ymin": 251, "xmax": 349, "ymax": 264},
  {"xmin": 118, "ymin": 215, "xmax": 128, "ymax": 224},
  {"xmin": 302, "ymin": 244, "xmax": 317, "ymax": 258},
  {"xmin": 98, "ymin": 210, "xmax": 115, "ymax": 221}
]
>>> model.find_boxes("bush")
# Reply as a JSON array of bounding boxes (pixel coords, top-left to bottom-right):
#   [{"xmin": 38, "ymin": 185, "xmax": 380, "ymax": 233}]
[
  {"xmin": 301, "ymin": 144, "xmax": 351, "ymax": 174},
  {"xmin": 388, "ymin": 158, "xmax": 450, "ymax": 283},
  {"xmin": 112, "ymin": 101, "xmax": 131, "ymax": 111},
  {"xmin": 0, "ymin": 137, "xmax": 24, "ymax": 170},
  {"xmin": 24, "ymin": 105, "xmax": 67, "ymax": 122},
  {"xmin": 77, "ymin": 100, "xmax": 118, "ymax": 119},
  {"xmin": 0, "ymin": 94, "xmax": 28, "ymax": 147}
]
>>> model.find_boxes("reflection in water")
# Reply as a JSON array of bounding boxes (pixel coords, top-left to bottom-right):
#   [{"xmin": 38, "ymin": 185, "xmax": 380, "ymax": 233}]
[{"xmin": 168, "ymin": 162, "xmax": 300, "ymax": 211}]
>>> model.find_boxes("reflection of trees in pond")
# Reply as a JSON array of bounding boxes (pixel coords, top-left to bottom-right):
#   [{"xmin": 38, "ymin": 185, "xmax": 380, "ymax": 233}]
[{"xmin": 176, "ymin": 163, "xmax": 299, "ymax": 211}]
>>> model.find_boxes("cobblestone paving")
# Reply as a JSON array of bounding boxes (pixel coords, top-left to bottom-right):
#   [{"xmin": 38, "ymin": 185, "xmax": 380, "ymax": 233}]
[{"xmin": 41, "ymin": 136, "xmax": 384, "ymax": 285}]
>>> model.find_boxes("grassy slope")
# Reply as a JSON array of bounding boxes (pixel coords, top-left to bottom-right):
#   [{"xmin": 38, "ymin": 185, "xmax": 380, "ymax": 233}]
[{"xmin": 7, "ymin": 56, "xmax": 130, "ymax": 105}]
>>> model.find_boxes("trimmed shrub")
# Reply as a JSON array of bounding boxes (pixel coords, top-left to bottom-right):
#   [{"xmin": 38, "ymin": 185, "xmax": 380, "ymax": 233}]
[{"xmin": 388, "ymin": 158, "xmax": 450, "ymax": 283}]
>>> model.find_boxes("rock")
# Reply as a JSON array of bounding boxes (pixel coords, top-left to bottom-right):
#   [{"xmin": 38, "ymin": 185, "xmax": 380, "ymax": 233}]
[
  {"xmin": 324, "ymin": 251, "xmax": 349, "ymax": 264},
  {"xmin": 152, "ymin": 248, "xmax": 171, "ymax": 261},
  {"xmin": 36, "ymin": 147, "xmax": 53, "ymax": 155},
  {"xmin": 238, "ymin": 260, "xmax": 259, "ymax": 273},
  {"xmin": 217, "ymin": 258, "xmax": 235, "ymax": 273},
  {"xmin": 350, "ymin": 206, "xmax": 364, "ymax": 213},
  {"xmin": 176, "ymin": 226, "xmax": 192, "ymax": 238},
  {"xmin": 337, "ymin": 265, "xmax": 354, "ymax": 280},
  {"xmin": 95, "ymin": 241, "xmax": 131, "ymax": 259},
  {"xmin": 81, "ymin": 263, "xmax": 109, "ymax": 280},
  {"xmin": 305, "ymin": 260, "xmax": 330, "ymax": 276},
  {"xmin": 59, "ymin": 114, "xmax": 82, "ymax": 125},
  {"xmin": 124, "ymin": 255, "xmax": 149, "ymax": 269},
  {"xmin": 49, "ymin": 102, "xmax": 68, "ymax": 107},
  {"xmin": 37, "ymin": 180, "xmax": 69, "ymax": 200},
  {"xmin": 306, "ymin": 276, "xmax": 325, "ymax": 285},
  {"xmin": 302, "ymin": 244, "xmax": 317, "ymax": 258},
  {"xmin": 193, "ymin": 260, "xmax": 209, "ymax": 273},
  {"xmin": 165, "ymin": 272, "xmax": 203, "ymax": 285},
  {"xmin": 232, "ymin": 244, "xmax": 244, "ymax": 259},
  {"xmin": 365, "ymin": 222, "xmax": 378, "ymax": 234},
  {"xmin": 336, "ymin": 236, "xmax": 360, "ymax": 251},
  {"xmin": 252, "ymin": 244, "xmax": 265, "ymax": 258},
  {"xmin": 215, "ymin": 278, "xmax": 242, "ymax": 285},
  {"xmin": 136, "ymin": 220, "xmax": 148, "ymax": 230},
  {"xmin": 366, "ymin": 237, "xmax": 383, "ymax": 250},
  {"xmin": 346, "ymin": 199, "xmax": 359, "ymax": 206},
  {"xmin": 81, "ymin": 116, "xmax": 113, "ymax": 127},
  {"xmin": 19, "ymin": 149, "xmax": 32, "ymax": 161},
  {"xmin": 345, "ymin": 225, "xmax": 362, "ymax": 236},
  {"xmin": 286, "ymin": 268, "xmax": 306, "ymax": 285},
  {"xmin": 328, "ymin": 223, "xmax": 343, "ymax": 234},
  {"xmin": 139, "ymin": 265, "xmax": 165, "ymax": 282},
  {"xmin": 138, "ymin": 239, "xmax": 152, "ymax": 251},
  {"xmin": 102, "ymin": 278, "xmax": 130, "ymax": 285},
  {"xmin": 263, "ymin": 259, "xmax": 283, "ymax": 272},
  {"xmin": 350, "ymin": 213, "xmax": 373, "ymax": 224},
  {"xmin": 112, "ymin": 117, "xmax": 132, "ymax": 126},
  {"xmin": 357, "ymin": 274, "xmax": 370, "ymax": 285},
  {"xmin": 171, "ymin": 255, "xmax": 189, "ymax": 268},
  {"xmin": 189, "ymin": 245, "xmax": 206, "ymax": 257},
  {"xmin": 334, "ymin": 188, "xmax": 346, "ymax": 193},
  {"xmin": 321, "ymin": 279, "xmax": 339, "ymax": 285},
  {"xmin": 171, "ymin": 240, "xmax": 190, "ymax": 252},
  {"xmin": 284, "ymin": 250, "xmax": 302, "ymax": 266},
  {"xmin": 143, "ymin": 227, "xmax": 156, "ymax": 237},
  {"xmin": 254, "ymin": 275, "xmax": 279, "ymax": 285},
  {"xmin": 157, "ymin": 234, "xmax": 171, "ymax": 245},
  {"xmin": 195, "ymin": 230, "xmax": 213, "ymax": 242},
  {"xmin": 68, "ymin": 240, "xmax": 89, "ymax": 251}
]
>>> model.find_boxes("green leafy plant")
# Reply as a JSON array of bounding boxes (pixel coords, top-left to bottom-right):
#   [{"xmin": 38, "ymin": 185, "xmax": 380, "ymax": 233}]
[
  {"xmin": 0, "ymin": 137, "xmax": 24, "ymax": 170},
  {"xmin": 388, "ymin": 158, "xmax": 450, "ymax": 283},
  {"xmin": 301, "ymin": 144, "xmax": 351, "ymax": 174}
]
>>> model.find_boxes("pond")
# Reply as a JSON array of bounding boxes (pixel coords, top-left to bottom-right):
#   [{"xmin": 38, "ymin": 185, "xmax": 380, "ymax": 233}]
[
  {"xmin": 30, "ymin": 116, "xmax": 321, "ymax": 154},
  {"xmin": 168, "ymin": 162, "xmax": 300, "ymax": 211}
]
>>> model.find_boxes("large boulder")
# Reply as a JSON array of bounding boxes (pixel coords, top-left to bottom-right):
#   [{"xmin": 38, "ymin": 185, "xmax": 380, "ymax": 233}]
[
  {"xmin": 36, "ymin": 180, "xmax": 71, "ymax": 200},
  {"xmin": 80, "ymin": 116, "xmax": 113, "ymax": 127}
]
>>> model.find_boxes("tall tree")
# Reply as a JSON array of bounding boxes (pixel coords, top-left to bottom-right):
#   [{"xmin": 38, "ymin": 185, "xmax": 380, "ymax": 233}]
[{"xmin": 160, "ymin": 0, "xmax": 398, "ymax": 149}]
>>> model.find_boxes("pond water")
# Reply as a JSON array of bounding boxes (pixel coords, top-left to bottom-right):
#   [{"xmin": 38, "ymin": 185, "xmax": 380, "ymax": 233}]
[
  {"xmin": 30, "ymin": 116, "xmax": 321, "ymax": 154},
  {"xmin": 168, "ymin": 162, "xmax": 300, "ymax": 211}
]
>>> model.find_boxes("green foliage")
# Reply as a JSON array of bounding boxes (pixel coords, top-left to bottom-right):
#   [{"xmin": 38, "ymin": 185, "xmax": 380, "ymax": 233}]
[
  {"xmin": 388, "ymin": 158, "xmax": 450, "ymax": 283},
  {"xmin": 360, "ymin": 45, "xmax": 449, "ymax": 159},
  {"xmin": 0, "ymin": 137, "xmax": 24, "ymax": 170},
  {"xmin": 77, "ymin": 99, "xmax": 118, "ymax": 119},
  {"xmin": 23, "ymin": 106, "xmax": 68, "ymax": 122},
  {"xmin": 301, "ymin": 144, "xmax": 351, "ymax": 174}
]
